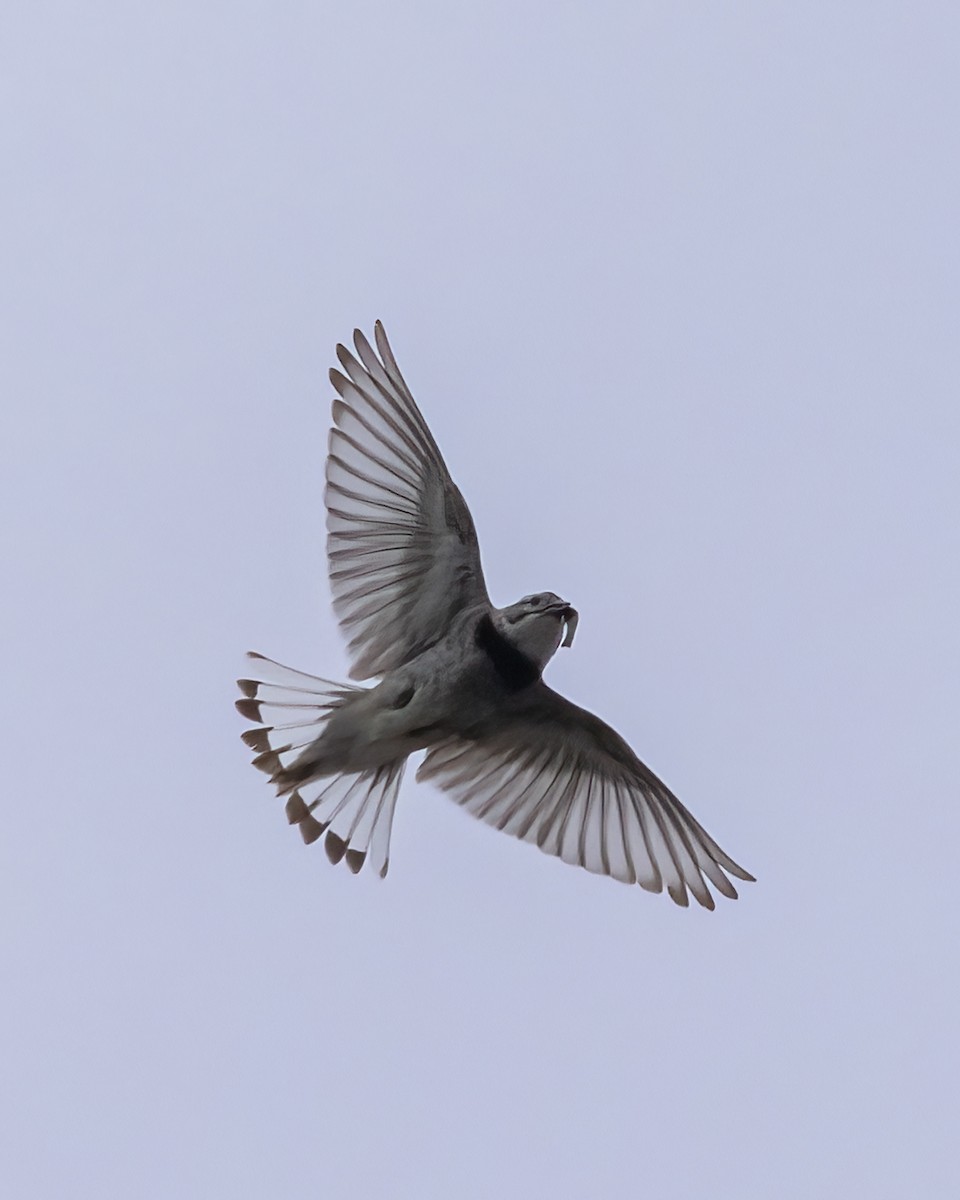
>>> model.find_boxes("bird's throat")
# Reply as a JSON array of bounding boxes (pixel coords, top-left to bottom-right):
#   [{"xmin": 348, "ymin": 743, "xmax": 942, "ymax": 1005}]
[{"xmin": 475, "ymin": 614, "xmax": 541, "ymax": 690}]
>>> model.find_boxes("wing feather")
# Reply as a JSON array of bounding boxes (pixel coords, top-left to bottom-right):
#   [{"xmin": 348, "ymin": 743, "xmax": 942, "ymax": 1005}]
[
  {"xmin": 325, "ymin": 323, "xmax": 489, "ymax": 679},
  {"xmin": 417, "ymin": 683, "xmax": 754, "ymax": 909}
]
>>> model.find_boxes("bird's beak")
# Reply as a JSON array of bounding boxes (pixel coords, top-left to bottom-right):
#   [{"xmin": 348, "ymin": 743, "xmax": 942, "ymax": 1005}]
[{"xmin": 560, "ymin": 605, "xmax": 579, "ymax": 648}]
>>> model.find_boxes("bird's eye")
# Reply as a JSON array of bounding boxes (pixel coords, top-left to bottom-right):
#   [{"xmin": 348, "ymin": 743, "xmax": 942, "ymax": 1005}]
[{"xmin": 527, "ymin": 595, "xmax": 542, "ymax": 607}]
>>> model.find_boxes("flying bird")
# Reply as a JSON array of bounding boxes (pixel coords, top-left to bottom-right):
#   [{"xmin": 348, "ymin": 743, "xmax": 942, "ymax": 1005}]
[{"xmin": 236, "ymin": 322, "xmax": 754, "ymax": 908}]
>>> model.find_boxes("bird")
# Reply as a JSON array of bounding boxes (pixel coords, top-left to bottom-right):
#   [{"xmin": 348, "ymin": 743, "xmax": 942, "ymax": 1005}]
[{"xmin": 236, "ymin": 321, "xmax": 754, "ymax": 909}]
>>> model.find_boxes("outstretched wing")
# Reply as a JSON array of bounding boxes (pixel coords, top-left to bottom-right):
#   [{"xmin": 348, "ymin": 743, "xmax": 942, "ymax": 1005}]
[
  {"xmin": 418, "ymin": 684, "xmax": 754, "ymax": 909},
  {"xmin": 326, "ymin": 322, "xmax": 490, "ymax": 680}
]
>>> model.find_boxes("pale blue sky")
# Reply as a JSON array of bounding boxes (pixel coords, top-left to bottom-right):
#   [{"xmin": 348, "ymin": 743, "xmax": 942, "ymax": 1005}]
[{"xmin": 3, "ymin": 3, "xmax": 958, "ymax": 1196}]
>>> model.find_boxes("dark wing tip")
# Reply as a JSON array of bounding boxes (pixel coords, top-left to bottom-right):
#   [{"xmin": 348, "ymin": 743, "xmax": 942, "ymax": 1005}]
[
  {"xmin": 235, "ymin": 698, "xmax": 262, "ymax": 722},
  {"xmin": 353, "ymin": 326, "xmax": 373, "ymax": 357},
  {"xmin": 336, "ymin": 342, "xmax": 363, "ymax": 376},
  {"xmin": 237, "ymin": 679, "xmax": 258, "ymax": 699},
  {"xmin": 667, "ymin": 882, "xmax": 690, "ymax": 908}
]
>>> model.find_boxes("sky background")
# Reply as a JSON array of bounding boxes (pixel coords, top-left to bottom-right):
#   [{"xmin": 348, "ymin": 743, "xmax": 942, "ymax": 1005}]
[{"xmin": 3, "ymin": 2, "xmax": 959, "ymax": 1196}]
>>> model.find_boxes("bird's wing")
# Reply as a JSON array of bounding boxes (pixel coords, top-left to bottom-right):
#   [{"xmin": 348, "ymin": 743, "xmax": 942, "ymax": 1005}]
[
  {"xmin": 325, "ymin": 322, "xmax": 491, "ymax": 680},
  {"xmin": 417, "ymin": 684, "xmax": 754, "ymax": 909}
]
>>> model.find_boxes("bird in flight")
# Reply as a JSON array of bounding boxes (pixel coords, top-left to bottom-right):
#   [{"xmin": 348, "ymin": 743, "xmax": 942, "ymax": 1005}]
[{"xmin": 236, "ymin": 322, "xmax": 754, "ymax": 908}]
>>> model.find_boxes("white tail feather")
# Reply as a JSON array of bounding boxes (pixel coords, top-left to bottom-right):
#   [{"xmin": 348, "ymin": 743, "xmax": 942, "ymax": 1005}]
[{"xmin": 236, "ymin": 652, "xmax": 404, "ymax": 876}]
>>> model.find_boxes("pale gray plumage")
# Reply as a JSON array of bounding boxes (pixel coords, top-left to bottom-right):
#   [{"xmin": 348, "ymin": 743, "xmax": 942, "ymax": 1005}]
[
  {"xmin": 327, "ymin": 324, "xmax": 489, "ymax": 680},
  {"xmin": 236, "ymin": 321, "xmax": 754, "ymax": 907}
]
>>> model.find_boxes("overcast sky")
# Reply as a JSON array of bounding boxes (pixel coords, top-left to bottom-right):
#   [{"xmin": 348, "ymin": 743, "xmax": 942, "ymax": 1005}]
[{"xmin": 3, "ymin": 3, "xmax": 958, "ymax": 1197}]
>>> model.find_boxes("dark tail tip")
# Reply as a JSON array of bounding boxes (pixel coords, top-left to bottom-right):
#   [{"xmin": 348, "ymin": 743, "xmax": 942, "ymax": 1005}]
[
  {"xmin": 285, "ymin": 792, "xmax": 310, "ymax": 825},
  {"xmin": 299, "ymin": 815, "xmax": 326, "ymax": 845},
  {"xmin": 345, "ymin": 849, "xmax": 366, "ymax": 874},
  {"xmin": 324, "ymin": 831, "xmax": 347, "ymax": 865},
  {"xmin": 242, "ymin": 728, "xmax": 271, "ymax": 753},
  {"xmin": 235, "ymin": 698, "xmax": 262, "ymax": 721}
]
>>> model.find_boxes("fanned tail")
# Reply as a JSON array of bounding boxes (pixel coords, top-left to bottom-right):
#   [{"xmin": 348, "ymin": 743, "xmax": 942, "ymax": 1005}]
[
  {"xmin": 283, "ymin": 764, "xmax": 404, "ymax": 877},
  {"xmin": 235, "ymin": 652, "xmax": 404, "ymax": 877}
]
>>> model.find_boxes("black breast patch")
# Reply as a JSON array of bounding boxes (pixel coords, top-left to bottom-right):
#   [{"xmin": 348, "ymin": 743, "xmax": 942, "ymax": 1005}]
[{"xmin": 475, "ymin": 614, "xmax": 540, "ymax": 690}]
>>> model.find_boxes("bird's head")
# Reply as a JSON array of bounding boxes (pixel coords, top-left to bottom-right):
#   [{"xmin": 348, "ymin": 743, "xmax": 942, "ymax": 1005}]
[{"xmin": 495, "ymin": 592, "xmax": 579, "ymax": 670}]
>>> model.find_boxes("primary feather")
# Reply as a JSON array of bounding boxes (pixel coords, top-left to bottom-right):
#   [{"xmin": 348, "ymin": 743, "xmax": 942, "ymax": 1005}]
[{"xmin": 326, "ymin": 324, "xmax": 489, "ymax": 680}]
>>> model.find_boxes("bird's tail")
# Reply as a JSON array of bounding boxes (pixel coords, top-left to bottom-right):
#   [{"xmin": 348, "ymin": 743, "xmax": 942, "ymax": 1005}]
[{"xmin": 235, "ymin": 652, "xmax": 405, "ymax": 877}]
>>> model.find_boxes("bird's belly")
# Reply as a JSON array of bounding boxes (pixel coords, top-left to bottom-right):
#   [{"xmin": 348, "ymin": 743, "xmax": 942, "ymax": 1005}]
[{"xmin": 314, "ymin": 645, "xmax": 506, "ymax": 775}]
